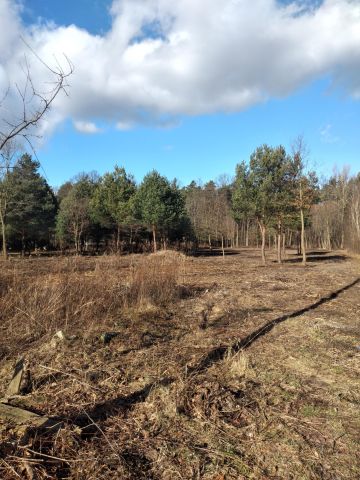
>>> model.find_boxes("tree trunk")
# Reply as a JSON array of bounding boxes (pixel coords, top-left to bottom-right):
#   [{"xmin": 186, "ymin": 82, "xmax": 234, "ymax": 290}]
[
  {"xmin": 152, "ymin": 225, "xmax": 157, "ymax": 253},
  {"xmin": 245, "ymin": 219, "xmax": 250, "ymax": 247},
  {"xmin": 258, "ymin": 220, "xmax": 266, "ymax": 266},
  {"xmin": 116, "ymin": 225, "xmax": 121, "ymax": 254},
  {"xmin": 282, "ymin": 232, "xmax": 286, "ymax": 258},
  {"xmin": 300, "ymin": 207, "xmax": 306, "ymax": 265},
  {"xmin": 0, "ymin": 211, "xmax": 7, "ymax": 260},
  {"xmin": 296, "ymin": 231, "xmax": 301, "ymax": 255},
  {"xmin": 277, "ymin": 220, "xmax": 282, "ymax": 264},
  {"xmin": 277, "ymin": 234, "xmax": 281, "ymax": 263},
  {"xmin": 21, "ymin": 232, "xmax": 25, "ymax": 257},
  {"xmin": 221, "ymin": 235, "xmax": 225, "ymax": 259}
]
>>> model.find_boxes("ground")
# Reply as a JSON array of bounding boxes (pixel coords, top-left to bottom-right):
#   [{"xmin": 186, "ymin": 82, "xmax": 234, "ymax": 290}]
[{"xmin": 0, "ymin": 248, "xmax": 359, "ymax": 479}]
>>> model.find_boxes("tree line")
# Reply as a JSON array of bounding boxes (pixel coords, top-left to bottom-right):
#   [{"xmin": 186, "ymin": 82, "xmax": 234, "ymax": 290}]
[{"xmin": 0, "ymin": 144, "xmax": 359, "ymax": 262}]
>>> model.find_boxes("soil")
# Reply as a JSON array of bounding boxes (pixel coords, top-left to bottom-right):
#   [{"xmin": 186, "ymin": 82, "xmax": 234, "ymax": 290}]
[{"xmin": 0, "ymin": 248, "xmax": 359, "ymax": 479}]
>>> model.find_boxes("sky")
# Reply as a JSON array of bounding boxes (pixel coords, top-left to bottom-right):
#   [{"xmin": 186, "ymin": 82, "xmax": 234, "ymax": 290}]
[{"xmin": 0, "ymin": 0, "xmax": 360, "ymax": 187}]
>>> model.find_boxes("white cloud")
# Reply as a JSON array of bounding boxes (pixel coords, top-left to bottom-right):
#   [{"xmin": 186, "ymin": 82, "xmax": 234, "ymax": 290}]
[
  {"xmin": 73, "ymin": 120, "xmax": 102, "ymax": 134},
  {"xmin": 1, "ymin": 0, "xmax": 360, "ymax": 137}
]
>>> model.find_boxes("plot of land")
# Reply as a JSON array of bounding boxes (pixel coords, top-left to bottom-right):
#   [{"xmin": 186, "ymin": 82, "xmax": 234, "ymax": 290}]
[{"xmin": 0, "ymin": 249, "xmax": 359, "ymax": 479}]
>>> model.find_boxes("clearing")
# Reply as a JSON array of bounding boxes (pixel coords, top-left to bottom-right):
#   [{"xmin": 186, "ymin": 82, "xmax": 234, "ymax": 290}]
[{"xmin": 0, "ymin": 249, "xmax": 359, "ymax": 479}]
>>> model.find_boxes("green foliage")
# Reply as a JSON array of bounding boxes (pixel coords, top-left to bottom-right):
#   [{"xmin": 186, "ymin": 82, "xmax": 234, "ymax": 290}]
[
  {"xmin": 56, "ymin": 174, "xmax": 99, "ymax": 251},
  {"xmin": 134, "ymin": 170, "xmax": 186, "ymax": 233},
  {"xmin": 56, "ymin": 181, "xmax": 73, "ymax": 204},
  {"xmin": 232, "ymin": 161, "xmax": 254, "ymax": 223},
  {"xmin": 249, "ymin": 144, "xmax": 294, "ymax": 227},
  {"xmin": 91, "ymin": 166, "xmax": 136, "ymax": 229},
  {"xmin": 0, "ymin": 143, "xmax": 325, "ymax": 255},
  {"xmin": 6, "ymin": 154, "xmax": 57, "ymax": 247}
]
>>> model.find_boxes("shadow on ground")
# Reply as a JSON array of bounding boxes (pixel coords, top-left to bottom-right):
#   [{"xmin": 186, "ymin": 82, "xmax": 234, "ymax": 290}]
[
  {"xmin": 66, "ymin": 275, "xmax": 360, "ymax": 427},
  {"xmin": 283, "ymin": 253, "xmax": 347, "ymax": 263},
  {"xmin": 194, "ymin": 248, "xmax": 241, "ymax": 257}
]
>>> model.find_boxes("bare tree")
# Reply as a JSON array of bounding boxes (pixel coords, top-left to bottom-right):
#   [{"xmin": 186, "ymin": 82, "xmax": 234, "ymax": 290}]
[
  {"xmin": 347, "ymin": 178, "xmax": 360, "ymax": 252},
  {"xmin": 0, "ymin": 41, "xmax": 73, "ymax": 153},
  {"xmin": 332, "ymin": 166, "xmax": 351, "ymax": 249},
  {"xmin": 291, "ymin": 136, "xmax": 318, "ymax": 265}
]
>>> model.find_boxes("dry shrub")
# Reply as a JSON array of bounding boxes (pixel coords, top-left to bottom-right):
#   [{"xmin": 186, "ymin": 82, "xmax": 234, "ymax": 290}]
[
  {"xmin": 224, "ymin": 348, "xmax": 249, "ymax": 379},
  {"xmin": 126, "ymin": 253, "xmax": 185, "ymax": 308},
  {"xmin": 0, "ymin": 253, "xmax": 184, "ymax": 356}
]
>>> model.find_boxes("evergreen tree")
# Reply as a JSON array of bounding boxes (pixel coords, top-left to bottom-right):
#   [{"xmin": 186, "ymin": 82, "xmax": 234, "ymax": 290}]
[
  {"xmin": 6, "ymin": 154, "xmax": 57, "ymax": 254},
  {"xmin": 232, "ymin": 161, "xmax": 254, "ymax": 247},
  {"xmin": 134, "ymin": 171, "xmax": 185, "ymax": 252},
  {"xmin": 91, "ymin": 166, "xmax": 136, "ymax": 252},
  {"xmin": 56, "ymin": 174, "xmax": 98, "ymax": 253},
  {"xmin": 249, "ymin": 145, "xmax": 294, "ymax": 265}
]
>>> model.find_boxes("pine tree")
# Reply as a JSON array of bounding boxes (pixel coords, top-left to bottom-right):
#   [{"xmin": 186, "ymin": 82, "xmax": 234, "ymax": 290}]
[
  {"xmin": 56, "ymin": 174, "xmax": 98, "ymax": 254},
  {"xmin": 91, "ymin": 166, "xmax": 136, "ymax": 253},
  {"xmin": 134, "ymin": 171, "xmax": 185, "ymax": 252},
  {"xmin": 248, "ymin": 145, "xmax": 294, "ymax": 265},
  {"xmin": 6, "ymin": 154, "xmax": 57, "ymax": 254}
]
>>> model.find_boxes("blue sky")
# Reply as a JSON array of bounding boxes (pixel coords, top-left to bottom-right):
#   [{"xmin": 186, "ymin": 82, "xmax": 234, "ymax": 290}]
[{"xmin": 11, "ymin": 1, "xmax": 360, "ymax": 186}]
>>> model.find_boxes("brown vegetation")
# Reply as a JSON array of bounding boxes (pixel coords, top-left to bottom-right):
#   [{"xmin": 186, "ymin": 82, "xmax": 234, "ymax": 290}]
[{"xmin": 0, "ymin": 249, "xmax": 359, "ymax": 479}]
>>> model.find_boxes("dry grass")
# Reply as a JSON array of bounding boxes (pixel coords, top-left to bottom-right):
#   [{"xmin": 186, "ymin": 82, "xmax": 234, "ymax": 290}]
[
  {"xmin": 0, "ymin": 253, "xmax": 186, "ymax": 359},
  {"xmin": 0, "ymin": 249, "xmax": 359, "ymax": 479},
  {"xmin": 126, "ymin": 252, "xmax": 187, "ymax": 309},
  {"xmin": 223, "ymin": 349, "xmax": 249, "ymax": 379}
]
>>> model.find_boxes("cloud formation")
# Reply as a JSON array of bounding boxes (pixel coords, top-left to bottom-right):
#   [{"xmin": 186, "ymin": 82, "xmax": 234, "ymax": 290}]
[
  {"xmin": 1, "ymin": 0, "xmax": 360, "ymax": 136},
  {"xmin": 73, "ymin": 121, "xmax": 102, "ymax": 134}
]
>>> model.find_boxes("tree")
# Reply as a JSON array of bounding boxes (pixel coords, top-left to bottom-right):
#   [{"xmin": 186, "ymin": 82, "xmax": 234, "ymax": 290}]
[
  {"xmin": 56, "ymin": 181, "xmax": 73, "ymax": 204},
  {"xmin": 91, "ymin": 166, "xmax": 136, "ymax": 253},
  {"xmin": 291, "ymin": 137, "xmax": 319, "ymax": 265},
  {"xmin": 134, "ymin": 171, "xmax": 185, "ymax": 252},
  {"xmin": 0, "ymin": 140, "xmax": 20, "ymax": 259},
  {"xmin": 346, "ymin": 176, "xmax": 360, "ymax": 252},
  {"xmin": 184, "ymin": 181, "xmax": 204, "ymax": 241},
  {"xmin": 249, "ymin": 145, "xmax": 293, "ymax": 265},
  {"xmin": 6, "ymin": 154, "xmax": 57, "ymax": 254},
  {"xmin": 56, "ymin": 174, "xmax": 98, "ymax": 254},
  {"xmin": 232, "ymin": 161, "xmax": 253, "ymax": 247},
  {"xmin": 202, "ymin": 181, "xmax": 218, "ymax": 248},
  {"xmin": 0, "ymin": 43, "xmax": 72, "ymax": 259},
  {"xmin": 330, "ymin": 166, "xmax": 350, "ymax": 249}
]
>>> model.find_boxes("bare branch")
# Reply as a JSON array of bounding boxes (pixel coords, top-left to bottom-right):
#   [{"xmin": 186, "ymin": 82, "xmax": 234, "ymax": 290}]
[{"xmin": 0, "ymin": 39, "xmax": 73, "ymax": 152}]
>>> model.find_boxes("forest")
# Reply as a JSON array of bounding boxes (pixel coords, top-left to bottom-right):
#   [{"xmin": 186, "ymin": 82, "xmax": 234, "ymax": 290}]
[{"xmin": 1, "ymin": 142, "xmax": 359, "ymax": 262}]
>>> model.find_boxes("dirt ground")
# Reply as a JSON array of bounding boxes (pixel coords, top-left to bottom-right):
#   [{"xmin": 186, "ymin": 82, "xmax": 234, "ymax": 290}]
[{"xmin": 0, "ymin": 248, "xmax": 359, "ymax": 479}]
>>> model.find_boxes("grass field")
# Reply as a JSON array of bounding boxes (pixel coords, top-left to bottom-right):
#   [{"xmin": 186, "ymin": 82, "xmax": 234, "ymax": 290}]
[{"xmin": 0, "ymin": 248, "xmax": 359, "ymax": 479}]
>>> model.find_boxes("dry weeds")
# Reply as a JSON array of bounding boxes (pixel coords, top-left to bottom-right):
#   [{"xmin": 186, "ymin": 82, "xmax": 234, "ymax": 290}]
[{"xmin": 0, "ymin": 248, "xmax": 359, "ymax": 479}]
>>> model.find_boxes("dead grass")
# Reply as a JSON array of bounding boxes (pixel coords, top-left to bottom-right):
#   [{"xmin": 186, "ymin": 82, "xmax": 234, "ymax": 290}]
[
  {"xmin": 126, "ymin": 252, "xmax": 186, "ymax": 309},
  {"xmin": 0, "ymin": 254, "xmax": 186, "ymax": 360},
  {"xmin": 0, "ymin": 249, "xmax": 359, "ymax": 479},
  {"xmin": 223, "ymin": 349, "xmax": 249, "ymax": 380}
]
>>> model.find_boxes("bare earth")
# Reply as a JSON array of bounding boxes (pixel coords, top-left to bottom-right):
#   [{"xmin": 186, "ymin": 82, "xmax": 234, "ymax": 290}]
[{"xmin": 0, "ymin": 249, "xmax": 359, "ymax": 479}]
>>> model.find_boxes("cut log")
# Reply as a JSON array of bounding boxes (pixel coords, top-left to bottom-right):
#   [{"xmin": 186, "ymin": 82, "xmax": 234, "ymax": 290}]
[
  {"xmin": 0, "ymin": 399, "xmax": 62, "ymax": 443},
  {"xmin": 0, "ymin": 401, "xmax": 49, "ymax": 427},
  {"xmin": 6, "ymin": 358, "xmax": 25, "ymax": 396}
]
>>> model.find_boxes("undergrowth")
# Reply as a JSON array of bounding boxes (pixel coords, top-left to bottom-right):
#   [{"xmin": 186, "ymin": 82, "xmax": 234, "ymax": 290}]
[{"xmin": 0, "ymin": 253, "xmax": 186, "ymax": 357}]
